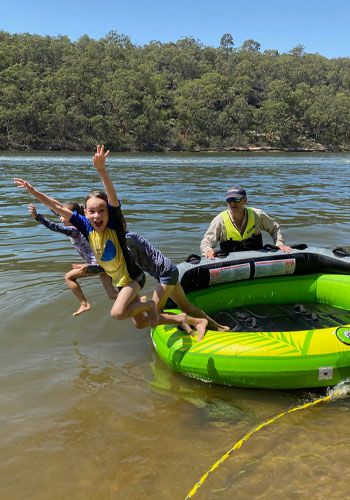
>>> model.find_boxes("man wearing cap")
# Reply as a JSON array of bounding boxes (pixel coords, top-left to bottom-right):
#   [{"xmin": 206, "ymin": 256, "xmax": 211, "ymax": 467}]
[{"xmin": 200, "ymin": 186, "xmax": 291, "ymax": 259}]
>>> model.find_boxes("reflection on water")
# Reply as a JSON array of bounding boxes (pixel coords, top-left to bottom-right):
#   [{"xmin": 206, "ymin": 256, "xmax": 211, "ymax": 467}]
[{"xmin": 1, "ymin": 152, "xmax": 350, "ymax": 498}]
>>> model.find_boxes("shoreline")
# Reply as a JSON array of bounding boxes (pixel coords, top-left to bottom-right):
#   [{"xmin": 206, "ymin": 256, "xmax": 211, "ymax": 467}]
[{"xmin": 1, "ymin": 145, "xmax": 349, "ymax": 154}]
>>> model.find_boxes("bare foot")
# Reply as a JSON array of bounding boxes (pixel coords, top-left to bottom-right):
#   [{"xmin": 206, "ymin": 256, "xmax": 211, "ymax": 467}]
[
  {"xmin": 177, "ymin": 313, "xmax": 194, "ymax": 336},
  {"xmin": 73, "ymin": 302, "xmax": 91, "ymax": 316},
  {"xmin": 190, "ymin": 318, "xmax": 208, "ymax": 342},
  {"xmin": 207, "ymin": 319, "xmax": 230, "ymax": 332},
  {"xmin": 216, "ymin": 324, "xmax": 230, "ymax": 332}
]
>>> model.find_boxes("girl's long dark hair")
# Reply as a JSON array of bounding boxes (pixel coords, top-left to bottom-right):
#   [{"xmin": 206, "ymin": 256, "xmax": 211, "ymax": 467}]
[
  {"xmin": 65, "ymin": 201, "xmax": 84, "ymax": 215},
  {"xmin": 84, "ymin": 190, "xmax": 108, "ymax": 206}
]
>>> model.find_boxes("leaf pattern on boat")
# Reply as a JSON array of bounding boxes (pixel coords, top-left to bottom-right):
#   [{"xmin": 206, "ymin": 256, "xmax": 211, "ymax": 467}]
[{"xmin": 190, "ymin": 331, "xmax": 305, "ymax": 357}]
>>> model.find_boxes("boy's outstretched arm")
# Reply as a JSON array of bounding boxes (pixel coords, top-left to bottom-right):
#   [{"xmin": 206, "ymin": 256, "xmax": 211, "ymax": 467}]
[
  {"xmin": 93, "ymin": 144, "xmax": 119, "ymax": 207},
  {"xmin": 13, "ymin": 178, "xmax": 73, "ymax": 219}
]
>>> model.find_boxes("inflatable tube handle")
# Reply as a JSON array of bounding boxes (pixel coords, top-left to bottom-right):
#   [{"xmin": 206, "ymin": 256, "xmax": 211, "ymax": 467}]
[
  {"xmin": 291, "ymin": 244, "xmax": 308, "ymax": 250},
  {"xmin": 262, "ymin": 244, "xmax": 279, "ymax": 252},
  {"xmin": 185, "ymin": 254, "xmax": 202, "ymax": 264},
  {"xmin": 214, "ymin": 250, "xmax": 229, "ymax": 258},
  {"xmin": 332, "ymin": 247, "xmax": 350, "ymax": 258}
]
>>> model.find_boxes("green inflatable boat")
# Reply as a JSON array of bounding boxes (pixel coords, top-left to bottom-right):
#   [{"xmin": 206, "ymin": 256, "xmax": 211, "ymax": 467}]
[{"xmin": 151, "ymin": 246, "xmax": 350, "ymax": 389}]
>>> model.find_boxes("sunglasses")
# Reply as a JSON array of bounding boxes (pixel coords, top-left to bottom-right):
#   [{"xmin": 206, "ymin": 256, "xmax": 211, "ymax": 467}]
[{"xmin": 226, "ymin": 197, "xmax": 243, "ymax": 203}]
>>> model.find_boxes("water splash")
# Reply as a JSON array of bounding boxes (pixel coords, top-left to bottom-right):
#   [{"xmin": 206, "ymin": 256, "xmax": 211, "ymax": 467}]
[{"xmin": 327, "ymin": 378, "xmax": 350, "ymax": 399}]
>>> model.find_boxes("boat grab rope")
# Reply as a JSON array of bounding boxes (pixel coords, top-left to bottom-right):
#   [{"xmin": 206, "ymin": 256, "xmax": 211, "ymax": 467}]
[{"xmin": 185, "ymin": 380, "xmax": 350, "ymax": 499}]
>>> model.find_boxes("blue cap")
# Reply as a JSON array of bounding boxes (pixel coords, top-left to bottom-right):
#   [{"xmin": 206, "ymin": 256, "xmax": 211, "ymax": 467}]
[{"xmin": 225, "ymin": 186, "xmax": 247, "ymax": 201}]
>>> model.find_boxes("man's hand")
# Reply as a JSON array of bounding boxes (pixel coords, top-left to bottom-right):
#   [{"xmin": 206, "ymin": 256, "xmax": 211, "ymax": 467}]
[
  {"xmin": 278, "ymin": 245, "xmax": 292, "ymax": 253},
  {"xmin": 93, "ymin": 144, "xmax": 110, "ymax": 172},
  {"xmin": 205, "ymin": 249, "xmax": 216, "ymax": 259},
  {"xmin": 28, "ymin": 203, "xmax": 37, "ymax": 219}
]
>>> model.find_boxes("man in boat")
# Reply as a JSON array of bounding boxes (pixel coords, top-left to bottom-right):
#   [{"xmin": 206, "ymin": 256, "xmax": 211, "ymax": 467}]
[{"xmin": 200, "ymin": 186, "xmax": 291, "ymax": 259}]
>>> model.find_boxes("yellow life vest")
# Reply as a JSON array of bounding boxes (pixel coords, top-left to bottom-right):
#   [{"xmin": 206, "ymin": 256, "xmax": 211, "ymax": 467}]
[{"xmin": 221, "ymin": 207, "xmax": 256, "ymax": 241}]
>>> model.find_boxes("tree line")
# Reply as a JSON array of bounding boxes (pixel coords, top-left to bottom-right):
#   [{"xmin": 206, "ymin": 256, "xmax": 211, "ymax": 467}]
[{"xmin": 1, "ymin": 30, "xmax": 350, "ymax": 151}]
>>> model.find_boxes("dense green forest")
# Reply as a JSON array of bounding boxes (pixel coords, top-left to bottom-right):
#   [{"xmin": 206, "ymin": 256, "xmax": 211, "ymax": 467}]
[{"xmin": 1, "ymin": 30, "xmax": 350, "ymax": 151}]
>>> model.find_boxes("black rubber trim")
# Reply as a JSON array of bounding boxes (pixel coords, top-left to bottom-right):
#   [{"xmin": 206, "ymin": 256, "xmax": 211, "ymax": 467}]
[{"xmin": 179, "ymin": 251, "xmax": 350, "ymax": 293}]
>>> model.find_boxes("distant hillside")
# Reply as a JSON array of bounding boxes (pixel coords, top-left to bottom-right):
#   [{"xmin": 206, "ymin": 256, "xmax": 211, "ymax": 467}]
[{"xmin": 0, "ymin": 31, "xmax": 349, "ymax": 151}]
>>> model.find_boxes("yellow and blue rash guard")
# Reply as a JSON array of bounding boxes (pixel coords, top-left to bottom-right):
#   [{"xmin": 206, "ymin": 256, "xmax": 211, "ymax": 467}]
[{"xmin": 70, "ymin": 204, "xmax": 142, "ymax": 287}]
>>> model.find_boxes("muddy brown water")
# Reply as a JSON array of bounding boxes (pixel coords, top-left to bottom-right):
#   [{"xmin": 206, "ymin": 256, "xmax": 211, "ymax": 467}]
[{"xmin": 1, "ymin": 152, "xmax": 350, "ymax": 499}]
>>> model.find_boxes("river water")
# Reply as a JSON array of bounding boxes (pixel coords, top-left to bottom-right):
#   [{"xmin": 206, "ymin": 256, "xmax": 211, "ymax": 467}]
[{"xmin": 1, "ymin": 152, "xmax": 350, "ymax": 499}]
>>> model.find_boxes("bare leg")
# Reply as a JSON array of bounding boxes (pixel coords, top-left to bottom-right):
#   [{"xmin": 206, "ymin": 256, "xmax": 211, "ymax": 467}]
[
  {"xmin": 71, "ymin": 263, "xmax": 86, "ymax": 270},
  {"xmin": 152, "ymin": 283, "xmax": 193, "ymax": 335},
  {"xmin": 186, "ymin": 317, "xmax": 208, "ymax": 342},
  {"xmin": 133, "ymin": 289, "xmax": 193, "ymax": 333},
  {"xmin": 111, "ymin": 280, "xmax": 159, "ymax": 327},
  {"xmin": 131, "ymin": 297, "xmax": 149, "ymax": 329},
  {"xmin": 132, "ymin": 295, "xmax": 192, "ymax": 331},
  {"xmin": 132, "ymin": 309, "xmax": 194, "ymax": 334},
  {"xmin": 155, "ymin": 283, "xmax": 208, "ymax": 340},
  {"xmin": 99, "ymin": 273, "xmax": 119, "ymax": 300},
  {"xmin": 171, "ymin": 283, "xmax": 230, "ymax": 332},
  {"xmin": 133, "ymin": 283, "xmax": 205, "ymax": 338},
  {"xmin": 161, "ymin": 312, "xmax": 194, "ymax": 335},
  {"xmin": 64, "ymin": 267, "xmax": 91, "ymax": 316}
]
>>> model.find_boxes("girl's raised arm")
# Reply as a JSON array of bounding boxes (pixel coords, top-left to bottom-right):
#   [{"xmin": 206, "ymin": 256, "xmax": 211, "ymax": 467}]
[
  {"xmin": 93, "ymin": 144, "xmax": 119, "ymax": 207},
  {"xmin": 13, "ymin": 178, "xmax": 73, "ymax": 219}
]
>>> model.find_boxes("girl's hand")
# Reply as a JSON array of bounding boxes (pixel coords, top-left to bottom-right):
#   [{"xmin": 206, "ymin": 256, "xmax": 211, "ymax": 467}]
[
  {"xmin": 14, "ymin": 177, "xmax": 33, "ymax": 191},
  {"xmin": 93, "ymin": 144, "xmax": 110, "ymax": 172},
  {"xmin": 28, "ymin": 203, "xmax": 37, "ymax": 219}
]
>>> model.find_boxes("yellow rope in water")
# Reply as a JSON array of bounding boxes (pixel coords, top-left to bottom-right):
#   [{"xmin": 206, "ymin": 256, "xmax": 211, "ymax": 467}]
[{"xmin": 185, "ymin": 393, "xmax": 334, "ymax": 499}]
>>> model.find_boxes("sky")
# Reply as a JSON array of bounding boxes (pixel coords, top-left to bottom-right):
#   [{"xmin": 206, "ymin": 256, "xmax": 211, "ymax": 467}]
[{"xmin": 0, "ymin": 0, "xmax": 349, "ymax": 58}]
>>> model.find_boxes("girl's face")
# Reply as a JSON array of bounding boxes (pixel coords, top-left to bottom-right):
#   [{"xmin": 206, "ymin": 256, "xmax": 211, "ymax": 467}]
[{"xmin": 84, "ymin": 196, "xmax": 109, "ymax": 232}]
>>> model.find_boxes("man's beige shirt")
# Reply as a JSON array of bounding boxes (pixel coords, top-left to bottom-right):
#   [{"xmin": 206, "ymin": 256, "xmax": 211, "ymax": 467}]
[{"xmin": 200, "ymin": 207, "xmax": 285, "ymax": 256}]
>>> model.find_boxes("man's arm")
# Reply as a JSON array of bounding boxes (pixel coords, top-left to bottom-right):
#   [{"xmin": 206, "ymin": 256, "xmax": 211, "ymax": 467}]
[
  {"xmin": 93, "ymin": 144, "xmax": 119, "ymax": 207},
  {"xmin": 200, "ymin": 216, "xmax": 225, "ymax": 259},
  {"xmin": 14, "ymin": 178, "xmax": 73, "ymax": 220},
  {"xmin": 258, "ymin": 210, "xmax": 291, "ymax": 253}
]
